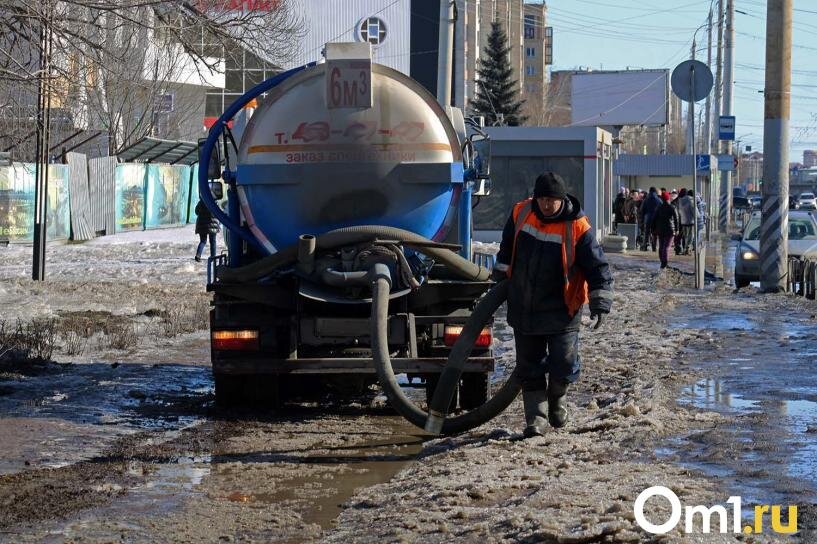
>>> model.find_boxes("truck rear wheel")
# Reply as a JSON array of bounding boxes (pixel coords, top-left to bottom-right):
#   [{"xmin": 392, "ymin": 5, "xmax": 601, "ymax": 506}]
[
  {"xmin": 459, "ymin": 373, "xmax": 490, "ymax": 410},
  {"xmin": 214, "ymin": 374, "xmax": 281, "ymax": 409}
]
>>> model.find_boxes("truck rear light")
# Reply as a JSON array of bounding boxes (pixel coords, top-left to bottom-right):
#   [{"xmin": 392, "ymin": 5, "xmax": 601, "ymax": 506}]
[
  {"xmin": 212, "ymin": 330, "xmax": 259, "ymax": 351},
  {"xmin": 443, "ymin": 325, "xmax": 492, "ymax": 348}
]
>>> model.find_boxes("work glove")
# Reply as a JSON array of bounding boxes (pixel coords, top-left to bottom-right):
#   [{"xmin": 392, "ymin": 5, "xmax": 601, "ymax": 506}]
[{"xmin": 589, "ymin": 310, "xmax": 605, "ymax": 330}]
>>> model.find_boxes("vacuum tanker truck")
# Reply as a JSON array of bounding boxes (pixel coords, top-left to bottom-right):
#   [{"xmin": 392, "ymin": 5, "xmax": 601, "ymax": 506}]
[{"xmin": 199, "ymin": 44, "xmax": 517, "ymax": 430}]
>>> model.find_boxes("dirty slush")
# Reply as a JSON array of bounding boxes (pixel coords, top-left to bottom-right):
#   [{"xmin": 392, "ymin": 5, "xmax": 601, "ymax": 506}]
[{"xmin": 0, "ymin": 232, "xmax": 815, "ymax": 542}]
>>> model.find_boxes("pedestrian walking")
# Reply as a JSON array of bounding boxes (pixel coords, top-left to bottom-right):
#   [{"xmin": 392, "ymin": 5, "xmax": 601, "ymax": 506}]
[
  {"xmin": 493, "ymin": 172, "xmax": 613, "ymax": 438},
  {"xmin": 613, "ymin": 188, "xmax": 626, "ymax": 232},
  {"xmin": 675, "ymin": 188, "xmax": 694, "ymax": 254},
  {"xmin": 639, "ymin": 187, "xmax": 662, "ymax": 251},
  {"xmin": 194, "ymin": 200, "xmax": 220, "ymax": 262},
  {"xmin": 651, "ymin": 192, "xmax": 680, "ymax": 268}
]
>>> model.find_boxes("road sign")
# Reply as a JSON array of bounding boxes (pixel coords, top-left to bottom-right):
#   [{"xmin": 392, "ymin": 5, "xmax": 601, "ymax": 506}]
[
  {"xmin": 718, "ymin": 154, "xmax": 737, "ymax": 171},
  {"xmin": 696, "ymin": 154, "xmax": 711, "ymax": 171},
  {"xmin": 719, "ymin": 115, "xmax": 736, "ymax": 140},
  {"xmin": 671, "ymin": 60, "xmax": 714, "ymax": 102}
]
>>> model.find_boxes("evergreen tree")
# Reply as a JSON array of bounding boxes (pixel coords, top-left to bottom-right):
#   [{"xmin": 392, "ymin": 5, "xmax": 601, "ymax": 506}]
[{"xmin": 471, "ymin": 21, "xmax": 526, "ymax": 126}]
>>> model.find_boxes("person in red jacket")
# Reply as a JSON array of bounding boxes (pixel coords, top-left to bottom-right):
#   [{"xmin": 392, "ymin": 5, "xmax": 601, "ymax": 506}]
[{"xmin": 493, "ymin": 172, "xmax": 614, "ymax": 438}]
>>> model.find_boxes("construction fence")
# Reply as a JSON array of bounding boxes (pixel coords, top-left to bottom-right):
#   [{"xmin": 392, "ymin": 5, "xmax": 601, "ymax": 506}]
[{"xmin": 0, "ymin": 152, "xmax": 201, "ymax": 243}]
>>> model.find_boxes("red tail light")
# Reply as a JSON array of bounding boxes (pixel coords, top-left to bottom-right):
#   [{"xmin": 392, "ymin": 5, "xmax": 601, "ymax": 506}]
[
  {"xmin": 212, "ymin": 330, "xmax": 259, "ymax": 351},
  {"xmin": 443, "ymin": 325, "xmax": 492, "ymax": 348}
]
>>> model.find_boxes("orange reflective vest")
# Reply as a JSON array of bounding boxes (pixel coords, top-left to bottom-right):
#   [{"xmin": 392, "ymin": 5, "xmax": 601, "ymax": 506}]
[{"xmin": 507, "ymin": 199, "xmax": 591, "ymax": 317}]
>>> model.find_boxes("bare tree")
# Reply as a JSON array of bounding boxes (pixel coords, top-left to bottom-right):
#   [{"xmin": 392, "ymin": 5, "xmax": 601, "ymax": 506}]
[{"xmin": 0, "ymin": 0, "xmax": 304, "ymax": 158}]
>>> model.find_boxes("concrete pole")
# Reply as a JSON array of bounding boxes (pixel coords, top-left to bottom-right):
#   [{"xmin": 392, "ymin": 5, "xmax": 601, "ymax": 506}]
[
  {"xmin": 759, "ymin": 0, "xmax": 792, "ymax": 293},
  {"xmin": 711, "ymin": 0, "xmax": 724, "ymax": 240},
  {"xmin": 436, "ymin": 0, "xmax": 455, "ymax": 106},
  {"xmin": 719, "ymin": 0, "xmax": 735, "ymax": 232},
  {"xmin": 704, "ymin": 8, "xmax": 713, "ymax": 155}
]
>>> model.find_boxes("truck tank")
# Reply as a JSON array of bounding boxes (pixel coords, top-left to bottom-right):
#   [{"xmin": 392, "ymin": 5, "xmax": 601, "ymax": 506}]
[{"xmin": 235, "ymin": 63, "xmax": 464, "ymax": 253}]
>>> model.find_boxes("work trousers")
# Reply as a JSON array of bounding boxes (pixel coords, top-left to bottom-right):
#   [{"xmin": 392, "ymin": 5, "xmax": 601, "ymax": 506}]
[{"xmin": 514, "ymin": 330, "xmax": 581, "ymax": 391}]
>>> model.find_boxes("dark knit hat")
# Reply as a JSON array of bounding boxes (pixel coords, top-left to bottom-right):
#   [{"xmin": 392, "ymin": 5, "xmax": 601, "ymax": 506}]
[{"xmin": 533, "ymin": 172, "xmax": 567, "ymax": 199}]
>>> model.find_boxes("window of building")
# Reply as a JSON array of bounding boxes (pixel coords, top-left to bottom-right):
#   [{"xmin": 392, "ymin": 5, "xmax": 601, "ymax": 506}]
[
  {"xmin": 358, "ymin": 16, "xmax": 387, "ymax": 46},
  {"xmin": 526, "ymin": 47, "xmax": 536, "ymax": 58},
  {"xmin": 545, "ymin": 27, "xmax": 553, "ymax": 65},
  {"xmin": 524, "ymin": 14, "xmax": 536, "ymax": 39},
  {"xmin": 526, "ymin": 65, "xmax": 535, "ymax": 76}
]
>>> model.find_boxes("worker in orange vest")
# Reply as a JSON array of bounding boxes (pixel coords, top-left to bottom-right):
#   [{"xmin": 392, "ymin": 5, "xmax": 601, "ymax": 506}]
[{"xmin": 493, "ymin": 172, "xmax": 613, "ymax": 438}]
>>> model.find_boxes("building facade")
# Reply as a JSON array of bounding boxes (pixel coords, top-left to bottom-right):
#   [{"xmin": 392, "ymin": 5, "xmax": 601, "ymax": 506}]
[
  {"xmin": 804, "ymin": 150, "xmax": 817, "ymax": 168},
  {"xmin": 521, "ymin": 3, "xmax": 551, "ymax": 123}
]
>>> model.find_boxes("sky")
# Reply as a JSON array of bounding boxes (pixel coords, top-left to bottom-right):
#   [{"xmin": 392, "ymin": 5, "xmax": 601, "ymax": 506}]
[{"xmin": 541, "ymin": 0, "xmax": 815, "ymax": 162}]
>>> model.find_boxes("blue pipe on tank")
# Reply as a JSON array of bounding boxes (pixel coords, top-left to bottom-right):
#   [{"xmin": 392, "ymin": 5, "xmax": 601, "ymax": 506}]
[
  {"xmin": 459, "ymin": 184, "xmax": 472, "ymax": 261},
  {"xmin": 197, "ymin": 62, "xmax": 316, "ymax": 256}
]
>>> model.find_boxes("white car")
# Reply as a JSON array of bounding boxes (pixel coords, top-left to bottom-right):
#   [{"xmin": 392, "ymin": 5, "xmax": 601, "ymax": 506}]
[
  {"xmin": 734, "ymin": 210, "xmax": 817, "ymax": 287},
  {"xmin": 798, "ymin": 192, "xmax": 817, "ymax": 210}
]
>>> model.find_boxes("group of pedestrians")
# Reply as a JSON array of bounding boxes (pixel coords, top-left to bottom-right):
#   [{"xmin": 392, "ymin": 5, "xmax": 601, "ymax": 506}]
[{"xmin": 613, "ymin": 186, "xmax": 706, "ymax": 269}]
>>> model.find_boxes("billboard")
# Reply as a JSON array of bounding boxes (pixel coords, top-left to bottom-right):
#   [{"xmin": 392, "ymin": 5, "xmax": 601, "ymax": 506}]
[{"xmin": 571, "ymin": 70, "xmax": 669, "ymax": 127}]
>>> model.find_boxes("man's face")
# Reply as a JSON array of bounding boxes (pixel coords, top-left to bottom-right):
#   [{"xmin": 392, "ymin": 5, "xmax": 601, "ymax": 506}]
[{"xmin": 536, "ymin": 196, "xmax": 563, "ymax": 216}]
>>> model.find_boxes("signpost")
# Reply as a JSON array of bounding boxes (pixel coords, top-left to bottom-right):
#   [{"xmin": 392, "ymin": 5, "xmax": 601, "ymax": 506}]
[
  {"xmin": 718, "ymin": 115, "xmax": 736, "ymax": 140},
  {"xmin": 672, "ymin": 60, "xmax": 714, "ymax": 290}
]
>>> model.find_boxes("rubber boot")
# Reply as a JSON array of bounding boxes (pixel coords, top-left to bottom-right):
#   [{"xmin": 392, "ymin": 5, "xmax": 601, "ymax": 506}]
[
  {"xmin": 548, "ymin": 380, "xmax": 569, "ymax": 428},
  {"xmin": 522, "ymin": 388, "xmax": 548, "ymax": 438}
]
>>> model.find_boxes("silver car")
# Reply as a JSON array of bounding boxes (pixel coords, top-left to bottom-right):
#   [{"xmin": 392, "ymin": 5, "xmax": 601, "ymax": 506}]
[
  {"xmin": 735, "ymin": 210, "xmax": 817, "ymax": 287},
  {"xmin": 798, "ymin": 192, "xmax": 817, "ymax": 210}
]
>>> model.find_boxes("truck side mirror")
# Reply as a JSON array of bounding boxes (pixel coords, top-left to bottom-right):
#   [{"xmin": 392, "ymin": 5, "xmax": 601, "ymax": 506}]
[
  {"xmin": 198, "ymin": 138, "xmax": 222, "ymax": 180},
  {"xmin": 471, "ymin": 135, "xmax": 491, "ymax": 180},
  {"xmin": 209, "ymin": 181, "xmax": 224, "ymax": 200}
]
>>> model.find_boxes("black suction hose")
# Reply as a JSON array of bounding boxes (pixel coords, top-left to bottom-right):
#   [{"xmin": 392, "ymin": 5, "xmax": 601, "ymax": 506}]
[
  {"xmin": 370, "ymin": 272, "xmax": 521, "ymax": 435},
  {"xmin": 219, "ymin": 225, "xmax": 490, "ymax": 283}
]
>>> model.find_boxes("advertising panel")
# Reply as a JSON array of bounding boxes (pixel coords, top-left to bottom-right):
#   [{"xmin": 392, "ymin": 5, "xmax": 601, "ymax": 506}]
[
  {"xmin": 115, "ymin": 163, "xmax": 146, "ymax": 232},
  {"xmin": 571, "ymin": 70, "xmax": 669, "ymax": 127}
]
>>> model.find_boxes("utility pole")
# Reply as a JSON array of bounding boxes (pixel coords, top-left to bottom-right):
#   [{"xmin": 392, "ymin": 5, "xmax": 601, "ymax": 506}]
[
  {"xmin": 719, "ymin": 0, "xmax": 735, "ymax": 233},
  {"xmin": 712, "ymin": 0, "xmax": 724, "ymax": 153},
  {"xmin": 436, "ymin": 0, "xmax": 455, "ymax": 107},
  {"xmin": 712, "ymin": 0, "xmax": 724, "ymax": 238},
  {"xmin": 759, "ymin": 0, "xmax": 792, "ymax": 293},
  {"xmin": 704, "ymin": 7, "xmax": 713, "ymax": 155}
]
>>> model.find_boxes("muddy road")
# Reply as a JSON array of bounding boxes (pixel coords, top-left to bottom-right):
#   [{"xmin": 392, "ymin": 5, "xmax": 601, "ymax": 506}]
[{"xmin": 1, "ymin": 230, "xmax": 816, "ymax": 542}]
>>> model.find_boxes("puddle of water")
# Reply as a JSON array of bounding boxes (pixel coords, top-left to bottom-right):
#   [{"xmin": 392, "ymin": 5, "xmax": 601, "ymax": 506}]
[{"xmin": 664, "ymin": 305, "xmax": 817, "ymax": 505}]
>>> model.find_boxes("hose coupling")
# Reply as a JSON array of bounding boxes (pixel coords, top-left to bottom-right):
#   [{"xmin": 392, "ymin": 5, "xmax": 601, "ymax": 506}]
[{"xmin": 424, "ymin": 409, "xmax": 447, "ymax": 435}]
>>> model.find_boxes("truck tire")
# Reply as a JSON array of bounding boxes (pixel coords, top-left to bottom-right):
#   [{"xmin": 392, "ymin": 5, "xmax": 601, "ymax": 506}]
[
  {"xmin": 425, "ymin": 375, "xmax": 458, "ymax": 412},
  {"xmin": 734, "ymin": 274, "xmax": 751, "ymax": 289},
  {"xmin": 214, "ymin": 374, "xmax": 281, "ymax": 409},
  {"xmin": 459, "ymin": 373, "xmax": 490, "ymax": 410}
]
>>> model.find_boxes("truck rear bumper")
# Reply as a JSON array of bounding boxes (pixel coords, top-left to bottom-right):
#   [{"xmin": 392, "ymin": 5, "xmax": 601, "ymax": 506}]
[{"xmin": 213, "ymin": 357, "xmax": 494, "ymax": 375}]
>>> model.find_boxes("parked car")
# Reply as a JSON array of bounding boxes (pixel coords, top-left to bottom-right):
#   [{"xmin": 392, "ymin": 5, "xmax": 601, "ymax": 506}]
[
  {"xmin": 798, "ymin": 192, "xmax": 817, "ymax": 210},
  {"xmin": 733, "ymin": 195, "xmax": 751, "ymax": 210},
  {"xmin": 735, "ymin": 210, "xmax": 817, "ymax": 287},
  {"xmin": 749, "ymin": 195, "xmax": 762, "ymax": 209},
  {"xmin": 790, "ymin": 195, "xmax": 799, "ymax": 210}
]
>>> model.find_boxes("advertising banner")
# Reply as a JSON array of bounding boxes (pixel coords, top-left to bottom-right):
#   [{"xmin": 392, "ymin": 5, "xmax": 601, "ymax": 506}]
[
  {"xmin": 144, "ymin": 164, "xmax": 191, "ymax": 229},
  {"xmin": 0, "ymin": 163, "xmax": 70, "ymax": 242},
  {"xmin": 115, "ymin": 163, "xmax": 146, "ymax": 232}
]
